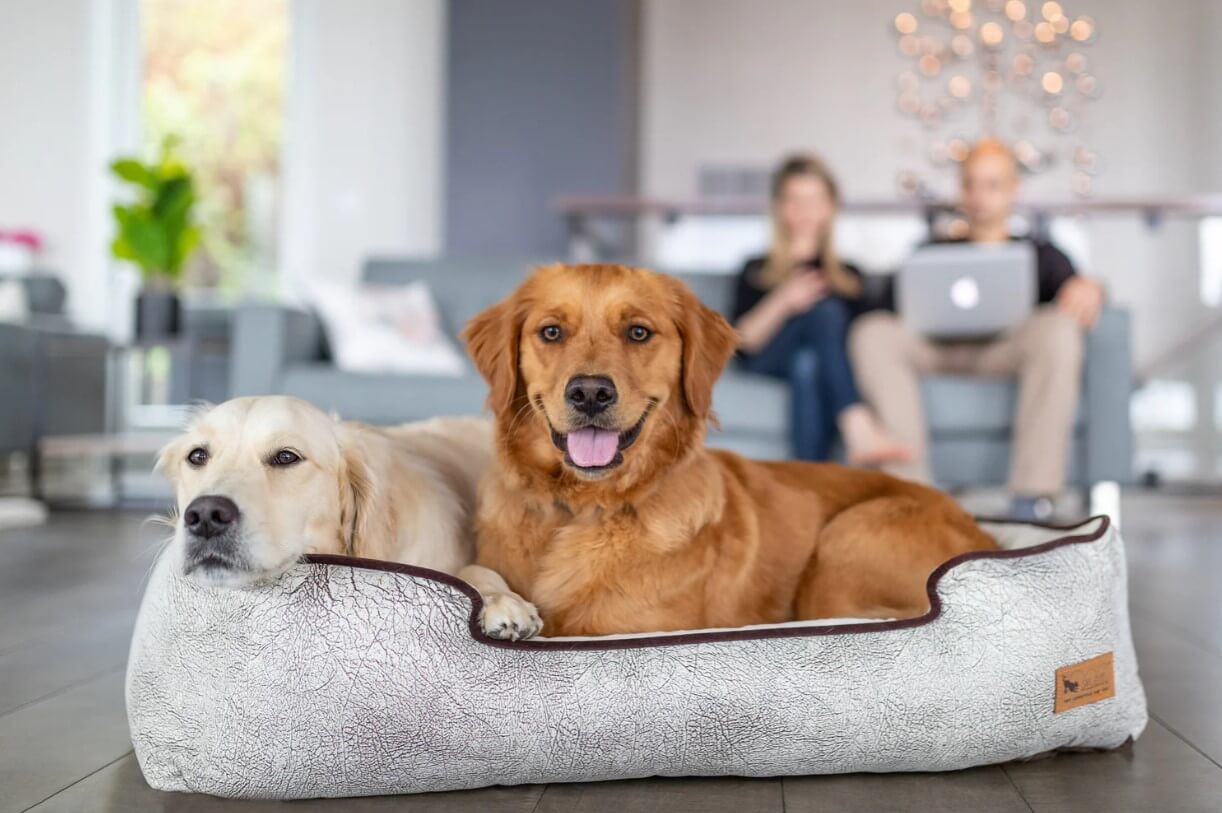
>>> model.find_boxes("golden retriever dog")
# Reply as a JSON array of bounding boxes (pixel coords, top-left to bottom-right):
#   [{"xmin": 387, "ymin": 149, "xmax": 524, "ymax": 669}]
[
  {"xmin": 157, "ymin": 396, "xmax": 542, "ymax": 640},
  {"xmin": 462, "ymin": 263, "xmax": 997, "ymax": 637}
]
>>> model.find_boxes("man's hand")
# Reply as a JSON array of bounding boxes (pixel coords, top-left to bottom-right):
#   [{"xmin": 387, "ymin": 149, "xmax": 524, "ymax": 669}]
[
  {"xmin": 1055, "ymin": 276, "xmax": 1104, "ymax": 329},
  {"xmin": 772, "ymin": 271, "xmax": 829, "ymax": 316}
]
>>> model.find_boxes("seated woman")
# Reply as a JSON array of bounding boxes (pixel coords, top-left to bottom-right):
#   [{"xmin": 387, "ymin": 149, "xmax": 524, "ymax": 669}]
[{"xmin": 732, "ymin": 154, "xmax": 908, "ymax": 465}]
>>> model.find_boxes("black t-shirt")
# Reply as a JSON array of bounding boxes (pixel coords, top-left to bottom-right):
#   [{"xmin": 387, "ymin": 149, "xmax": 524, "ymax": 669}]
[{"xmin": 730, "ymin": 256, "xmax": 867, "ymax": 323}]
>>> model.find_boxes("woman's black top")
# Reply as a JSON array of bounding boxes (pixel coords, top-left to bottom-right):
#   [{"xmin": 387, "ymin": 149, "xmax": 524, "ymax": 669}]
[{"xmin": 730, "ymin": 255, "xmax": 868, "ymax": 323}]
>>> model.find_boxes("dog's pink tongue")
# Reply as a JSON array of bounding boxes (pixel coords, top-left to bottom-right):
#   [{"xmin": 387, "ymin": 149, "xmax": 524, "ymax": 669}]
[{"xmin": 566, "ymin": 427, "xmax": 619, "ymax": 467}]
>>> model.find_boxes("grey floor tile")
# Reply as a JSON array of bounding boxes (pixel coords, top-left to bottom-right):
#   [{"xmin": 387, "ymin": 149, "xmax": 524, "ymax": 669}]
[
  {"xmin": 1003, "ymin": 720, "xmax": 1222, "ymax": 813},
  {"xmin": 29, "ymin": 753, "xmax": 546, "ymax": 813},
  {"xmin": 0, "ymin": 669, "xmax": 132, "ymax": 813},
  {"xmin": 782, "ymin": 765, "xmax": 1030, "ymax": 812},
  {"xmin": 0, "ymin": 611, "xmax": 134, "ymax": 716},
  {"xmin": 1130, "ymin": 614, "xmax": 1222, "ymax": 766},
  {"xmin": 534, "ymin": 775, "xmax": 782, "ymax": 812}
]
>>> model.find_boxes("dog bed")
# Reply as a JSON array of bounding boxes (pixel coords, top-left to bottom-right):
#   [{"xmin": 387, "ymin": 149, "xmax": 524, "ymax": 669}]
[{"xmin": 126, "ymin": 516, "xmax": 1146, "ymax": 799}]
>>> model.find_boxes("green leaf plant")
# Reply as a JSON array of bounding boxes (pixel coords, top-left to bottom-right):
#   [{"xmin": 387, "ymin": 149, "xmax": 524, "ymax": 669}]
[{"xmin": 109, "ymin": 136, "xmax": 201, "ymax": 288}]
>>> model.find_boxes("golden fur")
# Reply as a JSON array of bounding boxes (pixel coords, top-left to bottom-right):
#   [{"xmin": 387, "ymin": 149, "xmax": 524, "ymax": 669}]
[
  {"xmin": 463, "ymin": 264, "xmax": 996, "ymax": 636},
  {"xmin": 157, "ymin": 396, "xmax": 542, "ymax": 639}
]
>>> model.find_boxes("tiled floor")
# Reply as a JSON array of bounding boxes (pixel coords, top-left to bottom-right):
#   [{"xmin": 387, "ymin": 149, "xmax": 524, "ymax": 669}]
[{"xmin": 2, "ymin": 493, "xmax": 1221, "ymax": 812}]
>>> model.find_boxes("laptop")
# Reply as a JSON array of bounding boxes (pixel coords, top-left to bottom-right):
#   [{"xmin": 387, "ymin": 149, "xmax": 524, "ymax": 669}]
[{"xmin": 897, "ymin": 241, "xmax": 1036, "ymax": 339}]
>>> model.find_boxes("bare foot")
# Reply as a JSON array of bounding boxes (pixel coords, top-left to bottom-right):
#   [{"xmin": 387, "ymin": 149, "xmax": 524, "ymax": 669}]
[{"xmin": 839, "ymin": 404, "xmax": 913, "ymax": 467}]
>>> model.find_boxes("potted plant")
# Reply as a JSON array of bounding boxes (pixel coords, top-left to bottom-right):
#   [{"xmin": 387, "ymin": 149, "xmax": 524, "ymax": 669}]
[{"xmin": 110, "ymin": 137, "xmax": 200, "ymax": 341}]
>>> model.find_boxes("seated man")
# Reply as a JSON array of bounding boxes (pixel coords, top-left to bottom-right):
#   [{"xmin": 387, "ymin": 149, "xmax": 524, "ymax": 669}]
[{"xmin": 849, "ymin": 139, "xmax": 1104, "ymax": 520}]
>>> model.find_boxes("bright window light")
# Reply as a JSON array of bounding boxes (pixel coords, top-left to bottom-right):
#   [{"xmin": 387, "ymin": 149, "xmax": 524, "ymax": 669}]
[
  {"xmin": 1131, "ymin": 379, "xmax": 1197, "ymax": 433},
  {"xmin": 140, "ymin": 0, "xmax": 288, "ymax": 293},
  {"xmin": 1199, "ymin": 217, "xmax": 1222, "ymax": 307}
]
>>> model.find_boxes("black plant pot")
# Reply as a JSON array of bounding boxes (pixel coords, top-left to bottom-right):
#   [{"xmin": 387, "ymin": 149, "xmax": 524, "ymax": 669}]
[{"xmin": 135, "ymin": 288, "xmax": 182, "ymax": 343}]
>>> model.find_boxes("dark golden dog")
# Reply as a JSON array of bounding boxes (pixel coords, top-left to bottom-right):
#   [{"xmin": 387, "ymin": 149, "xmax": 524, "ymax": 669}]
[{"xmin": 463, "ymin": 263, "xmax": 995, "ymax": 636}]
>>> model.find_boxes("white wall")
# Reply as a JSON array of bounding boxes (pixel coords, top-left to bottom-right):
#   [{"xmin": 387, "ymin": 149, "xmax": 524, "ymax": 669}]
[
  {"xmin": 0, "ymin": 1, "xmax": 95, "ymax": 324},
  {"xmin": 279, "ymin": 0, "xmax": 446, "ymax": 292},
  {"xmin": 640, "ymin": 0, "xmax": 1222, "ymax": 366}
]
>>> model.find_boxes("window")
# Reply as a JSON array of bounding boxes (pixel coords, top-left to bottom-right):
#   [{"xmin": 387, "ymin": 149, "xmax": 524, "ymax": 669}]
[{"xmin": 140, "ymin": 0, "xmax": 288, "ymax": 293}]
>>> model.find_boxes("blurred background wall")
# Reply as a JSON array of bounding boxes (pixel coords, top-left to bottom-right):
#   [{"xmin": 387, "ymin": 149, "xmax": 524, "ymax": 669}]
[{"xmin": 2, "ymin": 0, "xmax": 1221, "ymax": 484}]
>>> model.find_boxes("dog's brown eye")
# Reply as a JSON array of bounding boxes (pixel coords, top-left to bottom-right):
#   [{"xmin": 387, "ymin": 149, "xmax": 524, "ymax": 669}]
[
  {"xmin": 627, "ymin": 325, "xmax": 652, "ymax": 343},
  {"xmin": 187, "ymin": 447, "xmax": 209, "ymax": 467},
  {"xmin": 540, "ymin": 325, "xmax": 563, "ymax": 342},
  {"xmin": 271, "ymin": 449, "xmax": 301, "ymax": 467}
]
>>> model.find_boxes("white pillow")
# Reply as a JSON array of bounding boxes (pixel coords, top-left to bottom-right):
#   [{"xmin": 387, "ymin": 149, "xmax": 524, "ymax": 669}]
[
  {"xmin": 307, "ymin": 281, "xmax": 466, "ymax": 376},
  {"xmin": 0, "ymin": 279, "xmax": 28, "ymax": 323}
]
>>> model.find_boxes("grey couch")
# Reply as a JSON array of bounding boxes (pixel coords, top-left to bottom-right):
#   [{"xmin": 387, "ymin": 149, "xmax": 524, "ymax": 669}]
[
  {"xmin": 232, "ymin": 258, "xmax": 1133, "ymax": 490},
  {"xmin": 0, "ymin": 274, "xmax": 110, "ymax": 495}
]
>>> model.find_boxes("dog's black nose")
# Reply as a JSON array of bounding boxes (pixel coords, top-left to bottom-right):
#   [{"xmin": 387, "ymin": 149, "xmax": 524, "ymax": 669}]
[
  {"xmin": 183, "ymin": 495, "xmax": 239, "ymax": 539},
  {"xmin": 565, "ymin": 375, "xmax": 617, "ymax": 416}
]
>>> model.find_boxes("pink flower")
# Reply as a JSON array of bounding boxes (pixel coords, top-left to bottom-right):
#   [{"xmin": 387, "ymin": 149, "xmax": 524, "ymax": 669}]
[{"xmin": 0, "ymin": 229, "xmax": 44, "ymax": 251}]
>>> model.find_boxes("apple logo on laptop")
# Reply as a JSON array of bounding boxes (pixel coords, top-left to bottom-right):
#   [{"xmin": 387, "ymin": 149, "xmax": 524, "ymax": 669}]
[{"xmin": 950, "ymin": 276, "xmax": 980, "ymax": 310}]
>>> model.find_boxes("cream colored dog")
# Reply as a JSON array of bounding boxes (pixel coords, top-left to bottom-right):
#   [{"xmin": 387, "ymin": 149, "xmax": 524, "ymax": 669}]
[{"xmin": 156, "ymin": 396, "xmax": 541, "ymax": 640}]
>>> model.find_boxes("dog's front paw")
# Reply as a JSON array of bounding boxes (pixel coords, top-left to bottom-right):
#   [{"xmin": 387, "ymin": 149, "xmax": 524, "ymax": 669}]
[{"xmin": 480, "ymin": 593, "xmax": 543, "ymax": 641}]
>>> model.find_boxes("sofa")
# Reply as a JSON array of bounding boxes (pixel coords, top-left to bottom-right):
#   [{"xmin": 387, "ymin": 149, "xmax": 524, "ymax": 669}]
[
  {"xmin": 231, "ymin": 258, "xmax": 1133, "ymax": 491},
  {"xmin": 0, "ymin": 274, "xmax": 110, "ymax": 496}
]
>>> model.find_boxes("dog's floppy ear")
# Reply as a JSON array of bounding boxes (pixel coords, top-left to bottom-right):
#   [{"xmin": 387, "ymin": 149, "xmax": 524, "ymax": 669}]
[
  {"xmin": 671, "ymin": 280, "xmax": 738, "ymax": 421},
  {"xmin": 461, "ymin": 297, "xmax": 523, "ymax": 415},
  {"xmin": 336, "ymin": 427, "xmax": 398, "ymax": 558}
]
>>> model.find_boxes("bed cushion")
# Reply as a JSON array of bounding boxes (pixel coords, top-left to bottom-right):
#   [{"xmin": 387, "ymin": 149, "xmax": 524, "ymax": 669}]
[{"xmin": 126, "ymin": 517, "xmax": 1145, "ymax": 799}]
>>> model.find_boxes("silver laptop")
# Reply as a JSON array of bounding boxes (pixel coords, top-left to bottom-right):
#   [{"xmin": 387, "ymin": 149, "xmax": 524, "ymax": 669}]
[{"xmin": 897, "ymin": 241, "xmax": 1036, "ymax": 339}]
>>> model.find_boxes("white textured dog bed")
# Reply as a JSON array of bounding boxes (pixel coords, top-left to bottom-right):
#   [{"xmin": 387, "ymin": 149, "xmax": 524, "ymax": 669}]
[{"xmin": 126, "ymin": 517, "xmax": 1146, "ymax": 799}]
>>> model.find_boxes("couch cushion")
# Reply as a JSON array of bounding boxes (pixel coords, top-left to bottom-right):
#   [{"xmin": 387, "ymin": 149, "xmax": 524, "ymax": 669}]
[
  {"xmin": 361, "ymin": 258, "xmax": 539, "ymax": 340},
  {"xmin": 712, "ymin": 370, "xmax": 789, "ymax": 435},
  {"xmin": 923, "ymin": 375, "xmax": 1084, "ymax": 434},
  {"xmin": 283, "ymin": 363, "xmax": 790, "ymax": 437},
  {"xmin": 281, "ymin": 365, "xmax": 489, "ymax": 425}
]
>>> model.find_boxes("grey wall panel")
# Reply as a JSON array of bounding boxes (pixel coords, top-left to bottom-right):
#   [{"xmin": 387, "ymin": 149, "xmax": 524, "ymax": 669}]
[{"xmin": 445, "ymin": 0, "xmax": 638, "ymax": 256}]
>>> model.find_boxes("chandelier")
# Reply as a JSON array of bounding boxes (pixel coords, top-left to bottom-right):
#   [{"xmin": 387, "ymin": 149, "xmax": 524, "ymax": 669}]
[{"xmin": 892, "ymin": 0, "xmax": 1100, "ymax": 197}]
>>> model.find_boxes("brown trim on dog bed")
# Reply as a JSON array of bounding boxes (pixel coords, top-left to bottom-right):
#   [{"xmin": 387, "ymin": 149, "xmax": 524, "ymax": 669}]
[{"xmin": 304, "ymin": 515, "xmax": 1112, "ymax": 651}]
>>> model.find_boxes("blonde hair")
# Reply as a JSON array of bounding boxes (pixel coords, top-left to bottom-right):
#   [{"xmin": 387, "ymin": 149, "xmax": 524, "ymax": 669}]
[{"xmin": 758, "ymin": 154, "xmax": 860, "ymax": 297}]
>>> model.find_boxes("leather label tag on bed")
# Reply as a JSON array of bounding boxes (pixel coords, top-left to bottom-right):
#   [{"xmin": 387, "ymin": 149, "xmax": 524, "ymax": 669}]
[{"xmin": 1054, "ymin": 652, "xmax": 1115, "ymax": 713}]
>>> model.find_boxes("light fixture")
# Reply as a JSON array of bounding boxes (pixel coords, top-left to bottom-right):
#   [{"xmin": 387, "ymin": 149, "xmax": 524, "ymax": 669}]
[
  {"xmin": 1075, "ymin": 73, "xmax": 1098, "ymax": 96},
  {"xmin": 1070, "ymin": 16, "xmax": 1095, "ymax": 42},
  {"xmin": 952, "ymin": 33, "xmax": 976, "ymax": 56},
  {"xmin": 891, "ymin": 0, "xmax": 1102, "ymax": 197},
  {"xmin": 980, "ymin": 21, "xmax": 1005, "ymax": 45}
]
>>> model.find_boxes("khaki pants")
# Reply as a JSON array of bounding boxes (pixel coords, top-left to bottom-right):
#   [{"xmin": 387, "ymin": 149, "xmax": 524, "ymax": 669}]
[{"xmin": 848, "ymin": 306, "xmax": 1084, "ymax": 496}]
